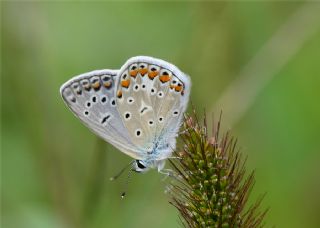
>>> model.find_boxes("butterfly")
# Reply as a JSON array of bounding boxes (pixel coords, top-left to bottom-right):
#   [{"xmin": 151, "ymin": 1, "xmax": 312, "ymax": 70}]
[{"xmin": 60, "ymin": 56, "xmax": 191, "ymax": 174}]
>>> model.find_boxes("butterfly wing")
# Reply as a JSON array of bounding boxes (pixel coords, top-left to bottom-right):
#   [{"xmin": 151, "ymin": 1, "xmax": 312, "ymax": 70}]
[
  {"xmin": 115, "ymin": 56, "xmax": 191, "ymax": 160},
  {"xmin": 60, "ymin": 69, "xmax": 144, "ymax": 159}
]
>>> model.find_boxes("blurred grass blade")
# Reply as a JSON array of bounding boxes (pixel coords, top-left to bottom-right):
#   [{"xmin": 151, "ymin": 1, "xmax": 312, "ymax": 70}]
[{"xmin": 212, "ymin": 3, "xmax": 320, "ymax": 126}]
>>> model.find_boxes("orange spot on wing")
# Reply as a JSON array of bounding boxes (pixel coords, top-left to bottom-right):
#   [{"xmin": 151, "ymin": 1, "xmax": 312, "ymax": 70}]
[
  {"xmin": 139, "ymin": 68, "xmax": 148, "ymax": 76},
  {"xmin": 92, "ymin": 82, "xmax": 101, "ymax": 89},
  {"xmin": 130, "ymin": 70, "xmax": 138, "ymax": 78},
  {"xmin": 159, "ymin": 75, "xmax": 171, "ymax": 83},
  {"xmin": 148, "ymin": 71, "xmax": 158, "ymax": 79},
  {"xmin": 117, "ymin": 90, "xmax": 122, "ymax": 98},
  {"xmin": 104, "ymin": 81, "xmax": 112, "ymax": 88},
  {"xmin": 121, "ymin": 79, "xmax": 130, "ymax": 88},
  {"xmin": 175, "ymin": 85, "xmax": 183, "ymax": 92}
]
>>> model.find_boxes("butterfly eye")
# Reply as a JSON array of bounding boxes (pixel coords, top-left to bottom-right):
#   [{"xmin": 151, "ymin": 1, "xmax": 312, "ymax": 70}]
[{"xmin": 136, "ymin": 160, "xmax": 146, "ymax": 169}]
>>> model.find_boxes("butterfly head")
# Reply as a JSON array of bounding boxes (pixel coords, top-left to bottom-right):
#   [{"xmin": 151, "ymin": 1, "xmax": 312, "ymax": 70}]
[
  {"xmin": 133, "ymin": 160, "xmax": 150, "ymax": 173},
  {"xmin": 133, "ymin": 158, "xmax": 167, "ymax": 173}
]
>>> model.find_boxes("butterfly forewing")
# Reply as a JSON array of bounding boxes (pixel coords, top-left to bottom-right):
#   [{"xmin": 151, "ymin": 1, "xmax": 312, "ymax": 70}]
[
  {"xmin": 60, "ymin": 69, "xmax": 144, "ymax": 159},
  {"xmin": 115, "ymin": 56, "xmax": 191, "ymax": 160}
]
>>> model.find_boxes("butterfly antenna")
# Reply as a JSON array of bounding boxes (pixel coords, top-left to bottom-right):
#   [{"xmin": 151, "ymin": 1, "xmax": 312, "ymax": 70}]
[
  {"xmin": 121, "ymin": 166, "xmax": 134, "ymax": 199},
  {"xmin": 110, "ymin": 160, "xmax": 135, "ymax": 181}
]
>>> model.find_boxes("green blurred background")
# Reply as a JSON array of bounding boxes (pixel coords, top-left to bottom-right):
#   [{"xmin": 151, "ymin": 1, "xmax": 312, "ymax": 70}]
[{"xmin": 2, "ymin": 2, "xmax": 320, "ymax": 228}]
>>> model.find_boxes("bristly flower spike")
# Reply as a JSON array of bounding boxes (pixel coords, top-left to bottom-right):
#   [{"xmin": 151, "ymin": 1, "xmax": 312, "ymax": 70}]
[{"xmin": 168, "ymin": 110, "xmax": 268, "ymax": 228}]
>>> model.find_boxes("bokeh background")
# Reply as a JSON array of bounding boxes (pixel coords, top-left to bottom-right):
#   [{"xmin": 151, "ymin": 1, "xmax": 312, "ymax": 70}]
[{"xmin": 2, "ymin": 1, "xmax": 320, "ymax": 228}]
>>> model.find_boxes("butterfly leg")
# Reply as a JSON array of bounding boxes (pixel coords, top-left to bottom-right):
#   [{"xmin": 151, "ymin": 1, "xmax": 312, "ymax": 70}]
[
  {"xmin": 159, "ymin": 168, "xmax": 175, "ymax": 181},
  {"xmin": 178, "ymin": 129, "xmax": 188, "ymax": 135},
  {"xmin": 167, "ymin": 156, "xmax": 182, "ymax": 160},
  {"xmin": 169, "ymin": 127, "xmax": 192, "ymax": 136}
]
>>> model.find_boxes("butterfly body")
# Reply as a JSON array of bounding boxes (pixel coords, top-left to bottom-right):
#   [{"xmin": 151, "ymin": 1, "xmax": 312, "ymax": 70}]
[{"xmin": 60, "ymin": 56, "xmax": 191, "ymax": 172}]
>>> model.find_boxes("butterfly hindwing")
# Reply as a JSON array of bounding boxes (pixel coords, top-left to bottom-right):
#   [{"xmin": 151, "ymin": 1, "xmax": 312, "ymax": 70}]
[{"xmin": 115, "ymin": 56, "xmax": 191, "ymax": 160}]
